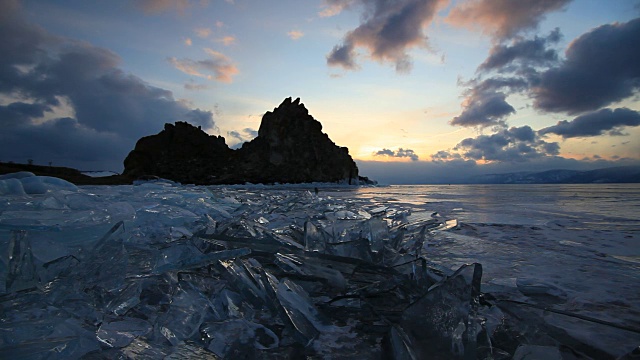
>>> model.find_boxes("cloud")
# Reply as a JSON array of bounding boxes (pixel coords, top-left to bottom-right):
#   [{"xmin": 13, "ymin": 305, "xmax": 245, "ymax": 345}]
[
  {"xmin": 227, "ymin": 128, "xmax": 258, "ymax": 148},
  {"xmin": 435, "ymin": 126, "xmax": 560, "ymax": 163},
  {"xmin": 287, "ymin": 30, "xmax": 304, "ymax": 40},
  {"xmin": 184, "ymin": 37, "xmax": 193, "ymax": 46},
  {"xmin": 446, "ymin": 0, "xmax": 572, "ymax": 40},
  {"xmin": 539, "ymin": 108, "xmax": 640, "ymax": 138},
  {"xmin": 452, "ymin": 18, "xmax": 639, "ymax": 128},
  {"xmin": 0, "ymin": 3, "xmax": 214, "ymax": 171},
  {"xmin": 184, "ymin": 81, "xmax": 208, "ymax": 91},
  {"xmin": 479, "ymin": 28, "xmax": 562, "ymax": 72},
  {"xmin": 533, "ymin": 18, "xmax": 640, "ymax": 114},
  {"xmin": 135, "ymin": 0, "xmax": 207, "ymax": 15},
  {"xmin": 326, "ymin": 0, "xmax": 447, "ymax": 72},
  {"xmin": 451, "ymin": 29, "xmax": 563, "ymax": 128},
  {"xmin": 168, "ymin": 48, "xmax": 239, "ymax": 83},
  {"xmin": 319, "ymin": 0, "xmax": 354, "ymax": 17},
  {"xmin": 374, "ymin": 148, "xmax": 419, "ymax": 161},
  {"xmin": 194, "ymin": 27, "xmax": 212, "ymax": 38},
  {"xmin": 450, "ymin": 90, "xmax": 515, "ymax": 128},
  {"xmin": 216, "ymin": 35, "xmax": 236, "ymax": 46},
  {"xmin": 0, "ymin": 102, "xmax": 50, "ymax": 126}
]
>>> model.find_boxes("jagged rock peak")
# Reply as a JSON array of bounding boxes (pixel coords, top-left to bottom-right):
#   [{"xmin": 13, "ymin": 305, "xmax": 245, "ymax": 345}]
[
  {"xmin": 123, "ymin": 97, "xmax": 364, "ymax": 185},
  {"xmin": 259, "ymin": 97, "xmax": 320, "ymax": 140}
]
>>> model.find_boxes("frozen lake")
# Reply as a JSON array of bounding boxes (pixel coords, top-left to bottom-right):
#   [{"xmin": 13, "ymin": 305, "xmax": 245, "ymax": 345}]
[
  {"xmin": 333, "ymin": 184, "xmax": 640, "ymax": 355},
  {"xmin": 1, "ymin": 178, "xmax": 639, "ymax": 358}
]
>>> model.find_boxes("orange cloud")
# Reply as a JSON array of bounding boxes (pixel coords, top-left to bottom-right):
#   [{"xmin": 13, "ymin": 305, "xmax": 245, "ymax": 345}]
[
  {"xmin": 194, "ymin": 27, "xmax": 212, "ymax": 38},
  {"xmin": 287, "ymin": 30, "xmax": 304, "ymax": 40},
  {"xmin": 216, "ymin": 35, "xmax": 236, "ymax": 46},
  {"xmin": 184, "ymin": 37, "xmax": 192, "ymax": 46},
  {"xmin": 168, "ymin": 48, "xmax": 238, "ymax": 83},
  {"xmin": 319, "ymin": 0, "xmax": 350, "ymax": 17},
  {"xmin": 446, "ymin": 0, "xmax": 571, "ymax": 40}
]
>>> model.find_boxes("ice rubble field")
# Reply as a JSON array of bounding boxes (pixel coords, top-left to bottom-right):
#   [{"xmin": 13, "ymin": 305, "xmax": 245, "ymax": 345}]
[{"xmin": 0, "ymin": 173, "xmax": 639, "ymax": 359}]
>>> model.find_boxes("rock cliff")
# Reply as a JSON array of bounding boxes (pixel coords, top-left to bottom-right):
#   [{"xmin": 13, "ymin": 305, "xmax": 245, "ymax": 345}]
[
  {"xmin": 123, "ymin": 98, "xmax": 361, "ymax": 184},
  {"xmin": 123, "ymin": 122, "xmax": 232, "ymax": 184}
]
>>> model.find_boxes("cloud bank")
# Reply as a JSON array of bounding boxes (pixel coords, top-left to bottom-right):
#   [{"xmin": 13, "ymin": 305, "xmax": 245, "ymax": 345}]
[
  {"xmin": 446, "ymin": 16, "xmax": 640, "ymax": 166},
  {"xmin": 433, "ymin": 126, "xmax": 559, "ymax": 163},
  {"xmin": 533, "ymin": 18, "xmax": 640, "ymax": 114},
  {"xmin": 539, "ymin": 108, "xmax": 640, "ymax": 138},
  {"xmin": 0, "ymin": 2, "xmax": 214, "ymax": 171}
]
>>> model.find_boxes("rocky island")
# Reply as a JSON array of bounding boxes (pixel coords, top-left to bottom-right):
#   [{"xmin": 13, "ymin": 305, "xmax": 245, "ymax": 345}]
[{"xmin": 123, "ymin": 97, "xmax": 365, "ymax": 185}]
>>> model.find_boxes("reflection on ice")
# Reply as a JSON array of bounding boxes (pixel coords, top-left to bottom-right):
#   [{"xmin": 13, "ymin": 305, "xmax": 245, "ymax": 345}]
[{"xmin": 1, "ymin": 177, "xmax": 638, "ymax": 358}]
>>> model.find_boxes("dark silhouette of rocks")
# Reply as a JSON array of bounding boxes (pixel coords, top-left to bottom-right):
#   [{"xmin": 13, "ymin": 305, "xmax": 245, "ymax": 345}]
[
  {"xmin": 122, "ymin": 97, "xmax": 362, "ymax": 185},
  {"xmin": 123, "ymin": 122, "xmax": 233, "ymax": 184}
]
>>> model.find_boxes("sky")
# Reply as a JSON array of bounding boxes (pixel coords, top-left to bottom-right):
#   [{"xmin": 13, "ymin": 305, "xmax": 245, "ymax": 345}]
[{"xmin": 1, "ymin": 0, "xmax": 639, "ymax": 184}]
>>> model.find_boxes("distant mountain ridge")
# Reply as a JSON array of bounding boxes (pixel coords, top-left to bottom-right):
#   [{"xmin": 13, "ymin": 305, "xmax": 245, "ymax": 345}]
[{"xmin": 470, "ymin": 166, "xmax": 640, "ymax": 184}]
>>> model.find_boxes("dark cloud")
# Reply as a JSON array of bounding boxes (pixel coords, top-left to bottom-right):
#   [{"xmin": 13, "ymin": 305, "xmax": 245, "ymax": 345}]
[
  {"xmin": 0, "ymin": 102, "xmax": 49, "ymax": 126},
  {"xmin": 450, "ymin": 90, "xmax": 514, "ymax": 128},
  {"xmin": 327, "ymin": 44, "xmax": 358, "ymax": 70},
  {"xmin": 447, "ymin": 0, "xmax": 572, "ymax": 40},
  {"xmin": 1, "ymin": 117, "xmax": 126, "ymax": 170},
  {"xmin": 533, "ymin": 18, "xmax": 640, "ymax": 114},
  {"xmin": 374, "ymin": 148, "xmax": 419, "ymax": 161},
  {"xmin": 539, "ymin": 108, "xmax": 640, "ymax": 138},
  {"xmin": 452, "ymin": 18, "xmax": 640, "ymax": 133},
  {"xmin": 436, "ymin": 126, "xmax": 560, "ymax": 163},
  {"xmin": 451, "ymin": 29, "xmax": 563, "ymax": 128},
  {"xmin": 479, "ymin": 28, "xmax": 561, "ymax": 72},
  {"xmin": 0, "ymin": 4, "xmax": 215, "ymax": 171},
  {"xmin": 326, "ymin": 0, "xmax": 447, "ymax": 72}
]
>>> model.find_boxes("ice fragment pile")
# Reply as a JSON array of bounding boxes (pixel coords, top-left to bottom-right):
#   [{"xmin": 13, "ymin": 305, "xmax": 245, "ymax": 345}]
[{"xmin": 1, "ymin": 175, "xmax": 637, "ymax": 359}]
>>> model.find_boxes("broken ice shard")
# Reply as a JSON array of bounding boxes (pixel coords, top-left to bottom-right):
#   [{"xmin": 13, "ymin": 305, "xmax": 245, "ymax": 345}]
[
  {"xmin": 96, "ymin": 317, "xmax": 152, "ymax": 348},
  {"xmin": 388, "ymin": 326, "xmax": 419, "ymax": 360},
  {"xmin": 365, "ymin": 217, "xmax": 388, "ymax": 254},
  {"xmin": 274, "ymin": 253, "xmax": 347, "ymax": 290},
  {"xmin": 203, "ymin": 319, "xmax": 279, "ymax": 358},
  {"xmin": 106, "ymin": 280, "xmax": 143, "ymax": 316},
  {"xmin": 153, "ymin": 247, "xmax": 251, "ymax": 274},
  {"xmin": 6, "ymin": 230, "xmax": 37, "ymax": 293},
  {"xmin": 399, "ymin": 263, "xmax": 482, "ymax": 359},
  {"xmin": 218, "ymin": 257, "xmax": 267, "ymax": 306},
  {"xmin": 304, "ymin": 220, "xmax": 328, "ymax": 253},
  {"xmin": 157, "ymin": 281, "xmax": 215, "ymax": 344},
  {"xmin": 276, "ymin": 278, "xmax": 327, "ymax": 344}
]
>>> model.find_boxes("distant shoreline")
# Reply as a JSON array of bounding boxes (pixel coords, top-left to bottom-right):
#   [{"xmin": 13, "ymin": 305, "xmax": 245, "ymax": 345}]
[
  {"xmin": 3, "ymin": 162, "xmax": 638, "ymax": 186},
  {"xmin": 0, "ymin": 162, "xmax": 130, "ymax": 185}
]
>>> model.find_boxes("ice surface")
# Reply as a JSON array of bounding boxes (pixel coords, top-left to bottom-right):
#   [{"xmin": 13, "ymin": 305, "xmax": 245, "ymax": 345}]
[
  {"xmin": 0, "ymin": 173, "xmax": 78, "ymax": 195},
  {"xmin": 1, "ymin": 177, "xmax": 639, "ymax": 358}
]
